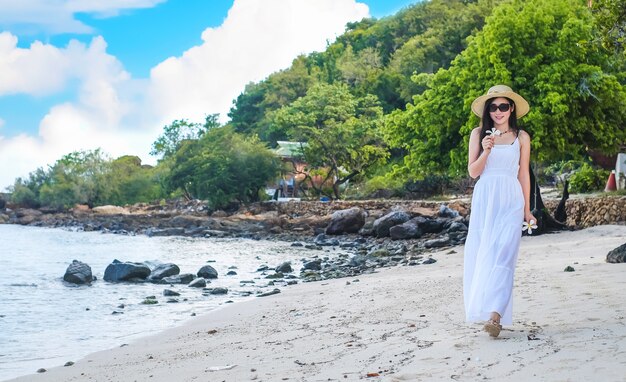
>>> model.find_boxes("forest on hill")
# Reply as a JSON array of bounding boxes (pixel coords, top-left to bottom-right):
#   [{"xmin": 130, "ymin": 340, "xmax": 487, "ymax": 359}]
[{"xmin": 8, "ymin": 0, "xmax": 626, "ymax": 210}]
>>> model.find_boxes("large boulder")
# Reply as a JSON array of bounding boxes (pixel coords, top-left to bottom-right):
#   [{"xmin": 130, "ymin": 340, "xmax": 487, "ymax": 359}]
[
  {"xmin": 275, "ymin": 262, "xmax": 293, "ymax": 273},
  {"xmin": 302, "ymin": 259, "xmax": 322, "ymax": 271},
  {"xmin": 438, "ymin": 204, "xmax": 460, "ymax": 218},
  {"xmin": 148, "ymin": 263, "xmax": 180, "ymax": 281},
  {"xmin": 414, "ymin": 216, "xmax": 447, "ymax": 234},
  {"xmin": 197, "ymin": 265, "xmax": 218, "ymax": 279},
  {"xmin": 389, "ymin": 218, "xmax": 423, "ymax": 240},
  {"xmin": 372, "ymin": 211, "xmax": 411, "ymax": 238},
  {"xmin": 14, "ymin": 208, "xmax": 43, "ymax": 225},
  {"xmin": 607, "ymin": 243, "xmax": 626, "ymax": 263},
  {"xmin": 103, "ymin": 260, "xmax": 151, "ymax": 282},
  {"xmin": 325, "ymin": 208, "xmax": 366, "ymax": 235},
  {"xmin": 63, "ymin": 260, "xmax": 93, "ymax": 284},
  {"xmin": 446, "ymin": 221, "xmax": 468, "ymax": 233}
]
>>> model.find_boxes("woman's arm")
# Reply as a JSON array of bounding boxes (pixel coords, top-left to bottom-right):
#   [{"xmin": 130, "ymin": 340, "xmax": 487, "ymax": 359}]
[
  {"xmin": 517, "ymin": 131, "xmax": 536, "ymax": 223},
  {"xmin": 468, "ymin": 127, "xmax": 493, "ymax": 178}
]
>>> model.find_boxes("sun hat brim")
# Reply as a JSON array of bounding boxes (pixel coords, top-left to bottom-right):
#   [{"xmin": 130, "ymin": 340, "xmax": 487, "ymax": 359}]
[{"xmin": 471, "ymin": 85, "xmax": 530, "ymax": 118}]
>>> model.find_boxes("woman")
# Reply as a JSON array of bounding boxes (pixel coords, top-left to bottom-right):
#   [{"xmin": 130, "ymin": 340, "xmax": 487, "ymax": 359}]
[{"xmin": 464, "ymin": 85, "xmax": 536, "ymax": 338}]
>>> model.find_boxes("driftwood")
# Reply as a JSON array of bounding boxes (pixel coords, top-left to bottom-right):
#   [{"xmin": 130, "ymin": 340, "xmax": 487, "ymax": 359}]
[{"xmin": 527, "ymin": 165, "xmax": 568, "ymax": 235}]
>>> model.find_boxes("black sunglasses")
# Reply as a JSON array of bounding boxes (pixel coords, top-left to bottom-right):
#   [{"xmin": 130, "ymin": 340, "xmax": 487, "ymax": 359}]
[{"xmin": 488, "ymin": 103, "xmax": 511, "ymax": 113}]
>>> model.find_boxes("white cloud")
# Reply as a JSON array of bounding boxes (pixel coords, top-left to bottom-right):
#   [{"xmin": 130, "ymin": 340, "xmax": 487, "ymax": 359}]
[
  {"xmin": 65, "ymin": 0, "xmax": 166, "ymax": 17},
  {"xmin": 0, "ymin": 32, "xmax": 69, "ymax": 96},
  {"xmin": 0, "ymin": 0, "xmax": 370, "ymax": 190},
  {"xmin": 0, "ymin": 32, "xmax": 131, "ymax": 98},
  {"xmin": 147, "ymin": 0, "xmax": 369, "ymax": 123},
  {"xmin": 0, "ymin": 33, "xmax": 143, "ymax": 189},
  {"xmin": 0, "ymin": 0, "xmax": 166, "ymax": 34}
]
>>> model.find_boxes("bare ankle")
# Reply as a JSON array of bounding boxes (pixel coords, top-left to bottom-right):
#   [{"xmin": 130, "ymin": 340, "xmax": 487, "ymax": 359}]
[{"xmin": 490, "ymin": 312, "xmax": 501, "ymax": 323}]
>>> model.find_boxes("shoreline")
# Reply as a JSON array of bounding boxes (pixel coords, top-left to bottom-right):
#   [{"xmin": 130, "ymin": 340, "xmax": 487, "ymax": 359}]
[{"xmin": 7, "ymin": 224, "xmax": 626, "ymax": 382}]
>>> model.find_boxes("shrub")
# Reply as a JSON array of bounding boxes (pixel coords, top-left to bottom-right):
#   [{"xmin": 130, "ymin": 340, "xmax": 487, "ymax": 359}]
[{"xmin": 569, "ymin": 163, "xmax": 610, "ymax": 193}]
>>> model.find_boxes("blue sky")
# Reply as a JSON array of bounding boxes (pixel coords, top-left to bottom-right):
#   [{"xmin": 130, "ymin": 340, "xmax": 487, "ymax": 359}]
[{"xmin": 0, "ymin": 0, "xmax": 418, "ymax": 189}]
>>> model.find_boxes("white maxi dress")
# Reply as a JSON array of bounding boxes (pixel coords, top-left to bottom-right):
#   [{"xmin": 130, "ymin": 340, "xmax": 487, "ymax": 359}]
[{"xmin": 464, "ymin": 137, "xmax": 525, "ymax": 325}]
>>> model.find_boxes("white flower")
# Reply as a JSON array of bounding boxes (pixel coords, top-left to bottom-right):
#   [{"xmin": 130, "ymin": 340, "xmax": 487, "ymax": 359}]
[
  {"xmin": 486, "ymin": 128, "xmax": 501, "ymax": 136},
  {"xmin": 522, "ymin": 219, "xmax": 538, "ymax": 234}
]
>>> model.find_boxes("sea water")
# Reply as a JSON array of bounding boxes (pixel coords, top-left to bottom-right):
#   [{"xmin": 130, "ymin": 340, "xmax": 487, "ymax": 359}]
[{"xmin": 0, "ymin": 224, "xmax": 322, "ymax": 380}]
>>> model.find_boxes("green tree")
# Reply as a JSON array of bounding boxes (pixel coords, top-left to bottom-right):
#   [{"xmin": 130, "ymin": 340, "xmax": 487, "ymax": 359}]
[
  {"xmin": 384, "ymin": 0, "xmax": 626, "ymax": 180},
  {"xmin": 272, "ymin": 83, "xmax": 388, "ymax": 199},
  {"xmin": 166, "ymin": 126, "xmax": 280, "ymax": 209},
  {"xmin": 229, "ymin": 56, "xmax": 318, "ymax": 144},
  {"xmin": 30, "ymin": 149, "xmax": 111, "ymax": 209},
  {"xmin": 102, "ymin": 156, "xmax": 164, "ymax": 205},
  {"xmin": 9, "ymin": 167, "xmax": 48, "ymax": 208},
  {"xmin": 591, "ymin": 0, "xmax": 626, "ymax": 53},
  {"xmin": 151, "ymin": 114, "xmax": 220, "ymax": 159}
]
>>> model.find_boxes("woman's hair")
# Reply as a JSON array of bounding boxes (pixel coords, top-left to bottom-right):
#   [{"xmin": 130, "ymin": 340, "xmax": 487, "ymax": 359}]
[{"xmin": 478, "ymin": 97, "xmax": 520, "ymax": 151}]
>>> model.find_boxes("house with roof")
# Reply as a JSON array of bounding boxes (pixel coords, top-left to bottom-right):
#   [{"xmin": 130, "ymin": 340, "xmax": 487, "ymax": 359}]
[{"xmin": 269, "ymin": 141, "xmax": 307, "ymax": 199}]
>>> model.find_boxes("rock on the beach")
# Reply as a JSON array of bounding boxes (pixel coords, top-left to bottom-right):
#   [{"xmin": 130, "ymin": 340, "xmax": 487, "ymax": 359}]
[
  {"xmin": 359, "ymin": 220, "xmax": 375, "ymax": 236},
  {"xmin": 415, "ymin": 216, "xmax": 447, "ymax": 234},
  {"xmin": 257, "ymin": 288, "xmax": 281, "ymax": 297},
  {"xmin": 13, "ymin": 208, "xmax": 43, "ymax": 224},
  {"xmin": 163, "ymin": 289, "xmax": 180, "ymax": 296},
  {"xmin": 446, "ymin": 221, "xmax": 468, "ymax": 233},
  {"xmin": 103, "ymin": 260, "xmax": 151, "ymax": 282},
  {"xmin": 197, "ymin": 265, "xmax": 218, "ymax": 279},
  {"xmin": 149, "ymin": 263, "xmax": 180, "ymax": 281},
  {"xmin": 205, "ymin": 287, "xmax": 228, "ymax": 295},
  {"xmin": 276, "ymin": 262, "xmax": 293, "ymax": 273},
  {"xmin": 348, "ymin": 254, "xmax": 368, "ymax": 267},
  {"xmin": 313, "ymin": 233, "xmax": 340, "ymax": 247},
  {"xmin": 161, "ymin": 273, "xmax": 195, "ymax": 284},
  {"xmin": 63, "ymin": 260, "xmax": 93, "ymax": 284},
  {"xmin": 369, "ymin": 248, "xmax": 391, "ymax": 257},
  {"xmin": 188, "ymin": 278, "xmax": 207, "ymax": 288},
  {"xmin": 438, "ymin": 204, "xmax": 460, "ymax": 218},
  {"xmin": 325, "ymin": 207, "xmax": 366, "ymax": 235},
  {"xmin": 303, "ymin": 259, "xmax": 322, "ymax": 271},
  {"xmin": 145, "ymin": 227, "xmax": 185, "ymax": 237},
  {"xmin": 92, "ymin": 205, "xmax": 129, "ymax": 215},
  {"xmin": 372, "ymin": 211, "xmax": 411, "ymax": 238},
  {"xmin": 389, "ymin": 219, "xmax": 423, "ymax": 240},
  {"xmin": 606, "ymin": 243, "xmax": 626, "ymax": 263},
  {"xmin": 423, "ymin": 236, "xmax": 452, "ymax": 248}
]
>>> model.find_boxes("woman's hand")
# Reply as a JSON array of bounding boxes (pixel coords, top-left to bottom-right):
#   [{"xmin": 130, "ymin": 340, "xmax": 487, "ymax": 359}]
[
  {"xmin": 524, "ymin": 211, "xmax": 536, "ymax": 225},
  {"xmin": 481, "ymin": 135, "xmax": 495, "ymax": 152}
]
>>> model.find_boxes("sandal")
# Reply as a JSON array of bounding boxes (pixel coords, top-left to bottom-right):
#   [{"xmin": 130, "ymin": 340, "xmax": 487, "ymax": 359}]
[{"xmin": 484, "ymin": 319, "xmax": 502, "ymax": 337}]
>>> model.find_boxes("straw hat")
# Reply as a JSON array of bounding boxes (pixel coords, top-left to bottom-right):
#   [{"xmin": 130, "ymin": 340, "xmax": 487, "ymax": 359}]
[{"xmin": 471, "ymin": 85, "xmax": 530, "ymax": 118}]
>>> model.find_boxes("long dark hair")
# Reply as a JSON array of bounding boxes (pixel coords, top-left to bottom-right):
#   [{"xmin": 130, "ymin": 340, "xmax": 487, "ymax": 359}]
[{"xmin": 478, "ymin": 97, "xmax": 520, "ymax": 151}]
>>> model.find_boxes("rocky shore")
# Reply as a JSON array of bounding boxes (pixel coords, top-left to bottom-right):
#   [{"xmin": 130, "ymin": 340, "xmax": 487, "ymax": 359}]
[
  {"xmin": 1, "ymin": 199, "xmax": 474, "ymax": 289},
  {"xmin": 1, "ymin": 195, "xmax": 625, "ymax": 285}
]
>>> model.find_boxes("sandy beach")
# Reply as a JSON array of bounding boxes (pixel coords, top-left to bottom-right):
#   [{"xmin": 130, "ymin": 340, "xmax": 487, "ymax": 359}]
[{"xmin": 8, "ymin": 224, "xmax": 626, "ymax": 382}]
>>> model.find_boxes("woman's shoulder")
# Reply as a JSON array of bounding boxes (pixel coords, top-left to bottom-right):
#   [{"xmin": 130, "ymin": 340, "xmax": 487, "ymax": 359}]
[
  {"xmin": 517, "ymin": 129, "xmax": 531, "ymax": 141},
  {"xmin": 471, "ymin": 126, "xmax": 481, "ymax": 135}
]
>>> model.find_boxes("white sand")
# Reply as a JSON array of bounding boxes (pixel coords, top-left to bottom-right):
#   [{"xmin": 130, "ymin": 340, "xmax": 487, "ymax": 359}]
[{"xmin": 8, "ymin": 225, "xmax": 626, "ymax": 382}]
